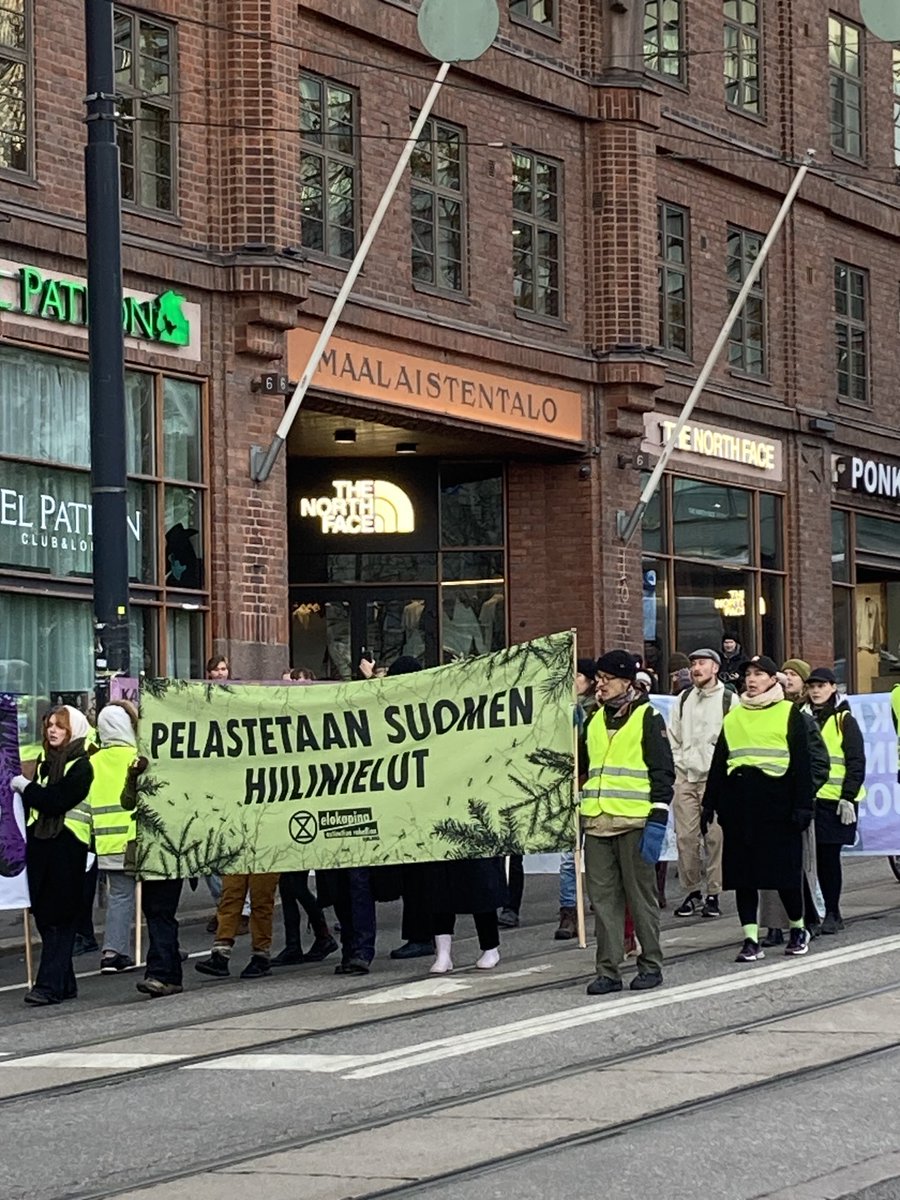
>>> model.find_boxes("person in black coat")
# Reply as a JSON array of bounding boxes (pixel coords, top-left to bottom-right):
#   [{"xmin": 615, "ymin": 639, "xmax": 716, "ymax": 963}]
[
  {"xmin": 10, "ymin": 705, "xmax": 94, "ymax": 1006},
  {"xmin": 702, "ymin": 656, "xmax": 815, "ymax": 963},
  {"xmin": 806, "ymin": 667, "xmax": 866, "ymax": 934}
]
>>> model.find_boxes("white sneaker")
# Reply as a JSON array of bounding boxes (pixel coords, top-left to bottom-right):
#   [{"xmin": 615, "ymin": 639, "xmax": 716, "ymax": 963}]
[
  {"xmin": 430, "ymin": 933, "xmax": 453, "ymax": 974},
  {"xmin": 476, "ymin": 947, "xmax": 500, "ymax": 970}
]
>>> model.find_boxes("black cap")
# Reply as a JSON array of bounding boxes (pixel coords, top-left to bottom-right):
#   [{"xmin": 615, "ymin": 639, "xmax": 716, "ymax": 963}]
[
  {"xmin": 741, "ymin": 654, "xmax": 779, "ymax": 677},
  {"xmin": 577, "ymin": 657, "xmax": 597, "ymax": 679},
  {"xmin": 386, "ymin": 656, "xmax": 423, "ymax": 676},
  {"xmin": 595, "ymin": 650, "xmax": 638, "ymax": 682},
  {"xmin": 807, "ymin": 666, "xmax": 837, "ymax": 685}
]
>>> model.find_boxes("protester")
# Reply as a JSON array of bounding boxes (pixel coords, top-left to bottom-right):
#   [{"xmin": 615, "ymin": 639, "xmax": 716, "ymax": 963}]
[
  {"xmin": 720, "ymin": 634, "xmax": 745, "ymax": 688},
  {"xmin": 555, "ymin": 657, "xmax": 598, "ymax": 941},
  {"xmin": 498, "ymin": 854, "xmax": 523, "ymax": 929},
  {"xmin": 426, "ymin": 856, "xmax": 506, "ymax": 972},
  {"xmin": 702, "ymin": 656, "xmax": 815, "ymax": 962},
  {"xmin": 89, "ymin": 701, "xmax": 140, "ymax": 973},
  {"xmin": 580, "ymin": 650, "xmax": 674, "ymax": 995},
  {"xmin": 11, "ymin": 706, "xmax": 94, "ymax": 1006},
  {"xmin": 204, "ymin": 654, "xmax": 232, "ymax": 933},
  {"xmin": 668, "ymin": 648, "xmax": 737, "ymax": 920},
  {"xmin": 806, "ymin": 667, "xmax": 865, "ymax": 933},
  {"xmin": 271, "ymin": 871, "xmax": 338, "ymax": 966},
  {"xmin": 781, "ymin": 658, "xmax": 810, "ymax": 704}
]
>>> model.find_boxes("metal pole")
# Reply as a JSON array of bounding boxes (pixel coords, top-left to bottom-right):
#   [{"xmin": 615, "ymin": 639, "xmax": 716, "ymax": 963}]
[
  {"xmin": 85, "ymin": 0, "xmax": 130, "ymax": 682},
  {"xmin": 616, "ymin": 154, "xmax": 814, "ymax": 544},
  {"xmin": 250, "ymin": 61, "xmax": 452, "ymax": 483}
]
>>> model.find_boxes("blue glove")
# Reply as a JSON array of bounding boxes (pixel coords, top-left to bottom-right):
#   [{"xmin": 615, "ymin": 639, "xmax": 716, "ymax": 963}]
[{"xmin": 639, "ymin": 821, "xmax": 666, "ymax": 865}]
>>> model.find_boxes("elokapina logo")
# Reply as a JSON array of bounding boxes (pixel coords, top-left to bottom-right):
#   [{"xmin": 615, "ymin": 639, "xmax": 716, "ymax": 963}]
[{"xmin": 299, "ymin": 479, "xmax": 416, "ymax": 535}]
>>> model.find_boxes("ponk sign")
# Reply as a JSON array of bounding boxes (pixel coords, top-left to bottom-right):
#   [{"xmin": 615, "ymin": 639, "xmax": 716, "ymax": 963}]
[{"xmin": 299, "ymin": 480, "xmax": 415, "ymax": 535}]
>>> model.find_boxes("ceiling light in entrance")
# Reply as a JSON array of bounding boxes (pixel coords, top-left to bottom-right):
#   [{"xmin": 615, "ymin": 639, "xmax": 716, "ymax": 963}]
[
  {"xmin": 334, "ymin": 429, "xmax": 356, "ymax": 444},
  {"xmin": 396, "ymin": 442, "xmax": 417, "ymax": 455}
]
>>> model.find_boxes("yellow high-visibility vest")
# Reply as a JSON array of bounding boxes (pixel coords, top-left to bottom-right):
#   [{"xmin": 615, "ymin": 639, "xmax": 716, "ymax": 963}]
[
  {"xmin": 87, "ymin": 746, "xmax": 136, "ymax": 856},
  {"xmin": 26, "ymin": 758, "xmax": 92, "ymax": 846},
  {"xmin": 723, "ymin": 701, "xmax": 793, "ymax": 777},
  {"xmin": 818, "ymin": 711, "xmax": 866, "ymax": 803},
  {"xmin": 580, "ymin": 704, "xmax": 652, "ymax": 820}
]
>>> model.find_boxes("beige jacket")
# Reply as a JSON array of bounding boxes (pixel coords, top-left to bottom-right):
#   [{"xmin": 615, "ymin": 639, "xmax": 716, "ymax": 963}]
[{"xmin": 667, "ymin": 682, "xmax": 738, "ymax": 783}]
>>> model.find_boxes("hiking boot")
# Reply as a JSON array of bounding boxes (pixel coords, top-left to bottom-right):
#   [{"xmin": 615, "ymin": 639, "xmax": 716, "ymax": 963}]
[
  {"xmin": 760, "ymin": 927, "xmax": 784, "ymax": 947},
  {"xmin": 821, "ymin": 912, "xmax": 844, "ymax": 934},
  {"xmin": 270, "ymin": 947, "xmax": 304, "ymax": 967},
  {"xmin": 735, "ymin": 939, "xmax": 764, "ymax": 962},
  {"xmin": 497, "ymin": 907, "xmax": 520, "ymax": 929},
  {"xmin": 785, "ymin": 928, "xmax": 809, "ymax": 956},
  {"xmin": 630, "ymin": 971, "xmax": 663, "ymax": 991},
  {"xmin": 586, "ymin": 976, "xmax": 623, "ymax": 996},
  {"xmin": 240, "ymin": 954, "xmax": 272, "ymax": 979},
  {"xmin": 100, "ymin": 953, "xmax": 135, "ymax": 974},
  {"xmin": 554, "ymin": 906, "xmax": 578, "ymax": 940},
  {"xmin": 195, "ymin": 951, "xmax": 230, "ymax": 978},
  {"xmin": 304, "ymin": 934, "xmax": 339, "ymax": 962},
  {"xmin": 701, "ymin": 895, "xmax": 722, "ymax": 919},
  {"xmin": 389, "ymin": 941, "xmax": 434, "ymax": 960},
  {"xmin": 136, "ymin": 978, "xmax": 183, "ymax": 999},
  {"xmin": 674, "ymin": 891, "xmax": 702, "ymax": 918}
]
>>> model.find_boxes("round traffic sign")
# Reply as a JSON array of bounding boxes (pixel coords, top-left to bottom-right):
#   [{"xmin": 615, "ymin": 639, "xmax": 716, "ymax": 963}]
[
  {"xmin": 417, "ymin": 0, "xmax": 500, "ymax": 62},
  {"xmin": 860, "ymin": 0, "xmax": 900, "ymax": 41}
]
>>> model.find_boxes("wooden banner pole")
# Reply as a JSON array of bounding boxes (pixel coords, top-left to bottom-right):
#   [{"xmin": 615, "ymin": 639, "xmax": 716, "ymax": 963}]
[
  {"xmin": 23, "ymin": 909, "xmax": 33, "ymax": 990},
  {"xmin": 134, "ymin": 879, "xmax": 143, "ymax": 965},
  {"xmin": 571, "ymin": 629, "xmax": 587, "ymax": 949}
]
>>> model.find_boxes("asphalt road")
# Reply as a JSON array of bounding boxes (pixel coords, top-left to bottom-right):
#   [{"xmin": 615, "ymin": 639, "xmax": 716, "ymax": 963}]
[{"xmin": 2, "ymin": 860, "xmax": 900, "ymax": 1200}]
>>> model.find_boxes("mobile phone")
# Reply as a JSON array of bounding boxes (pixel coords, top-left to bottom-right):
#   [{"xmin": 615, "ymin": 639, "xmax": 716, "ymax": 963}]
[{"xmin": 361, "ymin": 647, "xmax": 374, "ymax": 663}]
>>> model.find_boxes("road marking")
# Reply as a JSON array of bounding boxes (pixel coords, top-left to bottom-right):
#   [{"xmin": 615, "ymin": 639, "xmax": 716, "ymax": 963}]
[
  {"xmin": 0, "ymin": 1052, "xmax": 187, "ymax": 1070},
  {"xmin": 348, "ymin": 979, "xmax": 471, "ymax": 1006},
  {"xmin": 184, "ymin": 932, "xmax": 900, "ymax": 1079},
  {"xmin": 495, "ymin": 964, "xmax": 553, "ymax": 979}
]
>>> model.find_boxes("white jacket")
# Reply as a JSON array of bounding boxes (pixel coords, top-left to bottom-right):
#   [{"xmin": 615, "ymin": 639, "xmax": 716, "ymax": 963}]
[{"xmin": 667, "ymin": 682, "xmax": 738, "ymax": 782}]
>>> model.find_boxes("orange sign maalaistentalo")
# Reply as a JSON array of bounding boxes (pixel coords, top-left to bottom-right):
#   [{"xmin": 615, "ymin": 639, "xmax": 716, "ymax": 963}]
[{"xmin": 287, "ymin": 329, "xmax": 584, "ymax": 444}]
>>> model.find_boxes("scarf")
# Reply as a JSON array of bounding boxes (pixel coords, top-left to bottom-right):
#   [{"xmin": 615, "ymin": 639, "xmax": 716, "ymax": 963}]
[{"xmin": 739, "ymin": 681, "xmax": 785, "ymax": 709}]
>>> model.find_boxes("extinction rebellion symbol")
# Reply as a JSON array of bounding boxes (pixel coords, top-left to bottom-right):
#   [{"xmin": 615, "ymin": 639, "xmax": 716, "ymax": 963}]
[{"xmin": 288, "ymin": 811, "xmax": 318, "ymax": 844}]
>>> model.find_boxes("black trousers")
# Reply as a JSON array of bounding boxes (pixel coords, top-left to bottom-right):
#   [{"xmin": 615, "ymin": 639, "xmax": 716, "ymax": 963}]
[
  {"xmin": 816, "ymin": 843, "xmax": 844, "ymax": 915},
  {"xmin": 279, "ymin": 871, "xmax": 328, "ymax": 950},
  {"xmin": 33, "ymin": 923, "xmax": 78, "ymax": 1001},
  {"xmin": 76, "ymin": 859, "xmax": 98, "ymax": 940},
  {"xmin": 28, "ymin": 828, "xmax": 88, "ymax": 1000},
  {"xmin": 319, "ymin": 868, "xmax": 376, "ymax": 965},
  {"xmin": 737, "ymin": 886, "xmax": 803, "ymax": 927},
  {"xmin": 400, "ymin": 863, "xmax": 433, "ymax": 944},
  {"xmin": 432, "ymin": 910, "xmax": 499, "ymax": 951},
  {"xmin": 505, "ymin": 854, "xmax": 524, "ymax": 914},
  {"xmin": 142, "ymin": 879, "xmax": 184, "ymax": 985}
]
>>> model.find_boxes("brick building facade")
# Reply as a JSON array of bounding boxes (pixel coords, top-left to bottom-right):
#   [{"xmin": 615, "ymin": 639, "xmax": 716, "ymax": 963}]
[{"xmin": 1, "ymin": 0, "xmax": 899, "ymax": 702}]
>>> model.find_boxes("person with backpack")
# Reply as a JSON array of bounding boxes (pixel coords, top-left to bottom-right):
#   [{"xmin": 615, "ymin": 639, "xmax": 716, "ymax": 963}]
[{"xmin": 668, "ymin": 648, "xmax": 738, "ymax": 920}]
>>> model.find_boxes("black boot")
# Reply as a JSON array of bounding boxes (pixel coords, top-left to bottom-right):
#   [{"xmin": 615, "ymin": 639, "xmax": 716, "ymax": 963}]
[{"xmin": 270, "ymin": 946, "xmax": 304, "ymax": 967}]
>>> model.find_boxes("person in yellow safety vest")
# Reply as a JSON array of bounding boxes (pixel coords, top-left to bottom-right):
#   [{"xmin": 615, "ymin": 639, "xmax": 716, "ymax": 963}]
[
  {"xmin": 9, "ymin": 704, "xmax": 94, "ymax": 1007},
  {"xmin": 89, "ymin": 701, "xmax": 140, "ymax": 974},
  {"xmin": 805, "ymin": 667, "xmax": 866, "ymax": 934},
  {"xmin": 891, "ymin": 684, "xmax": 900, "ymax": 784},
  {"xmin": 701, "ymin": 655, "xmax": 816, "ymax": 964},
  {"xmin": 580, "ymin": 649, "xmax": 674, "ymax": 997}
]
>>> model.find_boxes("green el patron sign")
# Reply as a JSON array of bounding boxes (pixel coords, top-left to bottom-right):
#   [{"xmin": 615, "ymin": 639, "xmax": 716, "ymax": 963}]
[{"xmin": 0, "ymin": 265, "xmax": 190, "ymax": 347}]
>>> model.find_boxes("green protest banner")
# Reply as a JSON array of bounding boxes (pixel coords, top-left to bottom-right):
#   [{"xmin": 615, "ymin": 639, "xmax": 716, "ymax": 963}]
[{"xmin": 136, "ymin": 632, "xmax": 576, "ymax": 878}]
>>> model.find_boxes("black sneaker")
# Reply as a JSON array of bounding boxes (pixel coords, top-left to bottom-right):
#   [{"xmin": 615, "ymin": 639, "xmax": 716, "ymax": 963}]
[
  {"xmin": 240, "ymin": 954, "xmax": 272, "ymax": 979},
  {"xmin": 701, "ymin": 895, "xmax": 722, "ymax": 919},
  {"xmin": 785, "ymin": 928, "xmax": 809, "ymax": 956},
  {"xmin": 136, "ymin": 978, "xmax": 183, "ymax": 999},
  {"xmin": 389, "ymin": 941, "xmax": 434, "ymax": 960},
  {"xmin": 735, "ymin": 939, "xmax": 764, "ymax": 962},
  {"xmin": 497, "ymin": 908, "xmax": 520, "ymax": 929},
  {"xmin": 630, "ymin": 971, "xmax": 663, "ymax": 991},
  {"xmin": 195, "ymin": 951, "xmax": 230, "ymax": 977},
  {"xmin": 806, "ymin": 921, "xmax": 822, "ymax": 940},
  {"xmin": 586, "ymin": 976, "xmax": 623, "ymax": 996},
  {"xmin": 821, "ymin": 912, "xmax": 844, "ymax": 934},
  {"xmin": 304, "ymin": 934, "xmax": 339, "ymax": 962},
  {"xmin": 72, "ymin": 935, "xmax": 100, "ymax": 957},
  {"xmin": 760, "ymin": 927, "xmax": 784, "ymax": 947},
  {"xmin": 335, "ymin": 959, "xmax": 370, "ymax": 976},
  {"xmin": 674, "ymin": 892, "xmax": 702, "ymax": 917},
  {"xmin": 100, "ymin": 953, "xmax": 135, "ymax": 974},
  {"xmin": 270, "ymin": 947, "xmax": 304, "ymax": 967}
]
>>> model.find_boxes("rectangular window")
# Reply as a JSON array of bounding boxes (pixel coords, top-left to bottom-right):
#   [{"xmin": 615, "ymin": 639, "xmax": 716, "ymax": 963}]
[
  {"xmin": 724, "ymin": 0, "xmax": 760, "ymax": 114},
  {"xmin": 114, "ymin": 8, "xmax": 175, "ymax": 212},
  {"xmin": 828, "ymin": 15, "xmax": 863, "ymax": 159},
  {"xmin": 509, "ymin": 0, "xmax": 556, "ymax": 31},
  {"xmin": 0, "ymin": 0, "xmax": 28, "ymax": 173},
  {"xmin": 726, "ymin": 226, "xmax": 766, "ymax": 376},
  {"xmin": 644, "ymin": 1, "xmax": 684, "ymax": 81},
  {"xmin": 410, "ymin": 116, "xmax": 465, "ymax": 293},
  {"xmin": 834, "ymin": 262, "xmax": 868, "ymax": 403},
  {"xmin": 299, "ymin": 73, "xmax": 358, "ymax": 261},
  {"xmin": 512, "ymin": 150, "xmax": 562, "ymax": 318},
  {"xmin": 893, "ymin": 48, "xmax": 900, "ymax": 167},
  {"xmin": 657, "ymin": 201, "xmax": 689, "ymax": 353}
]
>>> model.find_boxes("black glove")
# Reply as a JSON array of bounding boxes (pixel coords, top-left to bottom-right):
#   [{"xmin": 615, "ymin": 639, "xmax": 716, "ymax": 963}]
[
  {"xmin": 792, "ymin": 809, "xmax": 813, "ymax": 832},
  {"xmin": 700, "ymin": 808, "xmax": 713, "ymax": 837}
]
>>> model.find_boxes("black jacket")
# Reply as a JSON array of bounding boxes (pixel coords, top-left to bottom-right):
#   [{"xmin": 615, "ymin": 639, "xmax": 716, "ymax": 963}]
[
  {"xmin": 23, "ymin": 754, "xmax": 93, "ymax": 818},
  {"xmin": 811, "ymin": 697, "xmax": 866, "ymax": 802},
  {"xmin": 580, "ymin": 693, "xmax": 675, "ymax": 825},
  {"xmin": 720, "ymin": 645, "xmax": 745, "ymax": 688}
]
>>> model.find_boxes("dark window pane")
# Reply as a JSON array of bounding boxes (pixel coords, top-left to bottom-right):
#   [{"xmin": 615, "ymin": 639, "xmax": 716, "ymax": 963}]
[
  {"xmin": 833, "ymin": 587, "xmax": 851, "ymax": 688},
  {"xmin": 832, "ymin": 509, "xmax": 848, "ymax": 582},
  {"xmin": 672, "ymin": 478, "xmax": 750, "ymax": 564},
  {"xmin": 126, "ymin": 370, "xmax": 155, "ymax": 475},
  {"xmin": 441, "ymin": 464, "xmax": 503, "ymax": 547},
  {"xmin": 163, "ymin": 378, "xmax": 202, "ymax": 481},
  {"xmin": 164, "ymin": 486, "xmax": 203, "ymax": 589},
  {"xmin": 674, "ymin": 561, "xmax": 754, "ymax": 656},
  {"xmin": 759, "ymin": 493, "xmax": 782, "ymax": 570},
  {"xmin": 166, "ymin": 609, "xmax": 205, "ymax": 679},
  {"xmin": 442, "ymin": 550, "xmax": 503, "ymax": 581},
  {"xmin": 642, "ymin": 557, "xmax": 667, "ymax": 681}
]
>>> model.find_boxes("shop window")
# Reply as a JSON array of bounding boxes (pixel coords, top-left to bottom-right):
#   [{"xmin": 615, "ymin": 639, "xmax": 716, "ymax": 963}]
[
  {"xmin": 442, "ymin": 550, "xmax": 504, "ymax": 581},
  {"xmin": 644, "ymin": 1, "xmax": 684, "ymax": 81},
  {"xmin": 410, "ymin": 116, "xmax": 465, "ymax": 293},
  {"xmin": 832, "ymin": 509, "xmax": 849, "ymax": 581},
  {"xmin": 759, "ymin": 491, "xmax": 782, "ymax": 569},
  {"xmin": 642, "ymin": 472, "xmax": 664, "ymax": 555},
  {"xmin": 0, "ymin": 593, "xmax": 92, "ymax": 701},
  {"xmin": 828, "ymin": 16, "xmax": 863, "ymax": 159},
  {"xmin": 115, "ymin": 8, "xmax": 175, "ymax": 212},
  {"xmin": 126, "ymin": 371, "xmax": 155, "ymax": 475},
  {"xmin": 642, "ymin": 558, "xmax": 668, "ymax": 683},
  {"xmin": 130, "ymin": 605, "xmax": 158, "ymax": 678},
  {"xmin": 832, "ymin": 586, "xmax": 851, "ymax": 688},
  {"xmin": 657, "ymin": 201, "xmax": 690, "ymax": 354},
  {"xmin": 834, "ymin": 262, "xmax": 869, "ymax": 404},
  {"xmin": 440, "ymin": 464, "xmax": 503, "ymax": 548},
  {"xmin": 299, "ymin": 73, "xmax": 358, "ymax": 261},
  {"xmin": 512, "ymin": 150, "xmax": 562, "ymax": 318},
  {"xmin": 674, "ymin": 561, "xmax": 754, "ymax": 655},
  {"xmin": 164, "ymin": 485, "xmax": 203, "ymax": 589},
  {"xmin": 726, "ymin": 226, "xmax": 766, "ymax": 376},
  {"xmin": 163, "ymin": 377, "xmax": 202, "ymax": 481},
  {"xmin": 166, "ymin": 608, "xmax": 205, "ymax": 679},
  {"xmin": 724, "ymin": 1, "xmax": 760, "ymax": 114},
  {"xmin": 893, "ymin": 48, "xmax": 900, "ymax": 167},
  {"xmin": 0, "ymin": 0, "xmax": 29, "ymax": 174},
  {"xmin": 672, "ymin": 478, "xmax": 751, "ymax": 565},
  {"xmin": 759, "ymin": 573, "xmax": 784, "ymax": 666},
  {"xmin": 509, "ymin": 0, "xmax": 556, "ymax": 32}
]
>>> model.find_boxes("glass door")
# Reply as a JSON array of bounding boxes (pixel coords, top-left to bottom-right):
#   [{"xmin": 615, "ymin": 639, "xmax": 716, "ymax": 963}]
[{"xmin": 362, "ymin": 589, "xmax": 436, "ymax": 673}]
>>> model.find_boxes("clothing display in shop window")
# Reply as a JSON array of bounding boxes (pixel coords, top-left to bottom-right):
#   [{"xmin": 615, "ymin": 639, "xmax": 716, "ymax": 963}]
[
  {"xmin": 478, "ymin": 593, "xmax": 505, "ymax": 652},
  {"xmin": 643, "ymin": 569, "xmax": 658, "ymax": 642},
  {"xmin": 443, "ymin": 596, "xmax": 486, "ymax": 659},
  {"xmin": 401, "ymin": 598, "xmax": 426, "ymax": 660},
  {"xmin": 856, "ymin": 592, "xmax": 884, "ymax": 652}
]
